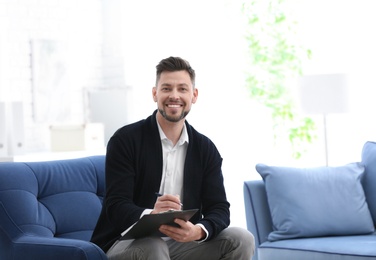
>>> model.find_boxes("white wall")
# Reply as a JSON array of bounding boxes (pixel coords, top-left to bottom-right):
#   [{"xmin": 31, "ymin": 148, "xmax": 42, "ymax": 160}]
[
  {"xmin": 296, "ymin": 0, "xmax": 376, "ymax": 165},
  {"xmin": 0, "ymin": 0, "xmax": 104, "ymax": 152}
]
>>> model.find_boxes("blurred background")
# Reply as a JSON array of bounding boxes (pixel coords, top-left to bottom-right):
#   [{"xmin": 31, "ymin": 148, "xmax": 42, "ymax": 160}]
[{"xmin": 1, "ymin": 0, "xmax": 375, "ymax": 228}]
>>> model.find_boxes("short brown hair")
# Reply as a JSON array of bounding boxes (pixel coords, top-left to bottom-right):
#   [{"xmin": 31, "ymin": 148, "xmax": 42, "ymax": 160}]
[{"xmin": 156, "ymin": 56, "xmax": 195, "ymax": 86}]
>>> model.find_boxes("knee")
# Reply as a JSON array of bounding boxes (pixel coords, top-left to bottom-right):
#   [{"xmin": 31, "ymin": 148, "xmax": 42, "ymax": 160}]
[
  {"xmin": 224, "ymin": 227, "xmax": 255, "ymax": 256},
  {"xmin": 229, "ymin": 227, "xmax": 254, "ymax": 244}
]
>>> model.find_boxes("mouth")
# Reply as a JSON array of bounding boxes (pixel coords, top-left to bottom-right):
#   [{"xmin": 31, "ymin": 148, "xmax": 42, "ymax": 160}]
[{"xmin": 166, "ymin": 104, "xmax": 183, "ymax": 108}]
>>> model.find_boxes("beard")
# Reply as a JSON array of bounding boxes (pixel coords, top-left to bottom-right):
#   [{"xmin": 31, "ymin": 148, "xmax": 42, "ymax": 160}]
[{"xmin": 158, "ymin": 108, "xmax": 190, "ymax": 123}]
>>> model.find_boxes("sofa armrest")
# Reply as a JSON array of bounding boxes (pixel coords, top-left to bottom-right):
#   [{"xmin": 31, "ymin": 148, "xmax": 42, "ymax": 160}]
[
  {"xmin": 12, "ymin": 236, "xmax": 107, "ymax": 260},
  {"xmin": 0, "ymin": 202, "xmax": 107, "ymax": 260},
  {"xmin": 243, "ymin": 180, "xmax": 273, "ymax": 248}
]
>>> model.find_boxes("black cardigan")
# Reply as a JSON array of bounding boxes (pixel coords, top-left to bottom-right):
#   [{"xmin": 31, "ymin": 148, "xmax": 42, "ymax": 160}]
[{"xmin": 91, "ymin": 110, "xmax": 230, "ymax": 252}]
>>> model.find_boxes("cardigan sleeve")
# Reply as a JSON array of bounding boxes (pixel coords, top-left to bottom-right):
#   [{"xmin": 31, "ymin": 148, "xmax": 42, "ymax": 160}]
[
  {"xmin": 104, "ymin": 113, "xmax": 164, "ymax": 234},
  {"xmin": 104, "ymin": 132, "xmax": 145, "ymax": 232},
  {"xmin": 184, "ymin": 127, "xmax": 230, "ymax": 241}
]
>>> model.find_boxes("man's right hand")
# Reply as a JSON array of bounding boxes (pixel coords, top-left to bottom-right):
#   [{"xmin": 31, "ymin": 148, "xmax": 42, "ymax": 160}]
[{"xmin": 152, "ymin": 194, "xmax": 182, "ymax": 214}]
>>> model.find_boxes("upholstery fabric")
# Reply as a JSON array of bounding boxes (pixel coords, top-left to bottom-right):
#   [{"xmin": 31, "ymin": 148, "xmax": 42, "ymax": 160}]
[
  {"xmin": 243, "ymin": 180, "xmax": 273, "ymax": 260},
  {"xmin": 0, "ymin": 156, "xmax": 107, "ymax": 260},
  {"xmin": 258, "ymin": 233, "xmax": 376, "ymax": 260},
  {"xmin": 256, "ymin": 163, "xmax": 374, "ymax": 241},
  {"xmin": 361, "ymin": 141, "xmax": 376, "ymax": 223}
]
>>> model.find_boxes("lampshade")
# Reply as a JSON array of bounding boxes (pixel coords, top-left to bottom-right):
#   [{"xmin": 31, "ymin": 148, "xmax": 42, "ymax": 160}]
[{"xmin": 298, "ymin": 73, "xmax": 349, "ymax": 115}]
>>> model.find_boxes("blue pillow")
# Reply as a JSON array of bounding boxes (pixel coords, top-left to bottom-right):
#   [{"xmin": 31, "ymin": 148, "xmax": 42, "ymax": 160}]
[{"xmin": 256, "ymin": 163, "xmax": 374, "ymax": 241}]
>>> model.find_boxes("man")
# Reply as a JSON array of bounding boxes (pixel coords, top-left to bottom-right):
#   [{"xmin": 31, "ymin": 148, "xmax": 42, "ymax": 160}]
[{"xmin": 91, "ymin": 56, "xmax": 254, "ymax": 259}]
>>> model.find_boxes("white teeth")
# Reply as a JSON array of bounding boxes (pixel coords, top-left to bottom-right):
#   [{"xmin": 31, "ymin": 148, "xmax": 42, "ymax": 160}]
[{"xmin": 168, "ymin": 105, "xmax": 180, "ymax": 108}]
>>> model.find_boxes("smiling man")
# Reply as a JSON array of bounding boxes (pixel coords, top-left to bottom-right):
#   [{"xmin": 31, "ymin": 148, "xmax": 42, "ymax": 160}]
[
  {"xmin": 91, "ymin": 56, "xmax": 254, "ymax": 260},
  {"xmin": 154, "ymin": 69, "xmax": 197, "ymax": 124}
]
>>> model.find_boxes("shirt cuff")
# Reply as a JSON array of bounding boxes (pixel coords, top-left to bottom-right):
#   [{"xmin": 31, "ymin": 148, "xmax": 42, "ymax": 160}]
[
  {"xmin": 121, "ymin": 209, "xmax": 152, "ymax": 237},
  {"xmin": 141, "ymin": 209, "xmax": 153, "ymax": 218},
  {"xmin": 195, "ymin": 223, "xmax": 209, "ymax": 242}
]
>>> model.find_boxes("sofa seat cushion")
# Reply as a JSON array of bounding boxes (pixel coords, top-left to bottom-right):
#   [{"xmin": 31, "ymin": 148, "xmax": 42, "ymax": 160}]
[
  {"xmin": 256, "ymin": 163, "xmax": 374, "ymax": 241},
  {"xmin": 259, "ymin": 233, "xmax": 376, "ymax": 260}
]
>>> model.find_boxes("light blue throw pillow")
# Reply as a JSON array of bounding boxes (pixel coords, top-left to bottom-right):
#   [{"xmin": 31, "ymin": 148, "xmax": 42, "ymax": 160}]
[{"xmin": 256, "ymin": 163, "xmax": 374, "ymax": 241}]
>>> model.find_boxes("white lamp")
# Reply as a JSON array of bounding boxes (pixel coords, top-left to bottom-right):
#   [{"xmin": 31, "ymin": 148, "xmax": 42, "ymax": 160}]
[{"xmin": 299, "ymin": 73, "xmax": 349, "ymax": 166}]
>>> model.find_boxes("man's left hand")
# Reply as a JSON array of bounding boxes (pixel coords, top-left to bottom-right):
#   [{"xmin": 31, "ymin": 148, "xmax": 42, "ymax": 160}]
[{"xmin": 159, "ymin": 219, "xmax": 205, "ymax": 242}]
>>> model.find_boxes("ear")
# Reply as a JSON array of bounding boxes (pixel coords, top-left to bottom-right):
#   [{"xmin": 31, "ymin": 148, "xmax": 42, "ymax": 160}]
[
  {"xmin": 192, "ymin": 88, "xmax": 198, "ymax": 104},
  {"xmin": 152, "ymin": 87, "xmax": 157, "ymax": 102}
]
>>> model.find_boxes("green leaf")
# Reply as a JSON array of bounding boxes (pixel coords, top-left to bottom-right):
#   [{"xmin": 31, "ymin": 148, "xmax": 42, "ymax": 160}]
[{"xmin": 242, "ymin": 0, "xmax": 316, "ymax": 159}]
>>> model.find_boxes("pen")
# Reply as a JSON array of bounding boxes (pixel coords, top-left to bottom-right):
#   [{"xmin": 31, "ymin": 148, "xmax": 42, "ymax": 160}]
[{"xmin": 155, "ymin": 192, "xmax": 183, "ymax": 207}]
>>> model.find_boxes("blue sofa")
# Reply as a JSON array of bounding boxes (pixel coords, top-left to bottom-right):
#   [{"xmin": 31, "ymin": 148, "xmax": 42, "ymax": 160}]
[
  {"xmin": 0, "ymin": 156, "xmax": 107, "ymax": 260},
  {"xmin": 244, "ymin": 141, "xmax": 376, "ymax": 260}
]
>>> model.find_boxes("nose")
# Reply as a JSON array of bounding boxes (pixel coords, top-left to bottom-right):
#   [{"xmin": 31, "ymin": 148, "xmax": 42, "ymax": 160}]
[{"xmin": 169, "ymin": 89, "xmax": 180, "ymax": 100}]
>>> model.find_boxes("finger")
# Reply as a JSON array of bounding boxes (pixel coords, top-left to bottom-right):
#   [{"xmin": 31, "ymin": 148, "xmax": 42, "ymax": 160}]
[
  {"xmin": 158, "ymin": 196, "xmax": 182, "ymax": 210},
  {"xmin": 159, "ymin": 225, "xmax": 180, "ymax": 237},
  {"xmin": 159, "ymin": 194, "xmax": 181, "ymax": 204},
  {"xmin": 174, "ymin": 218, "xmax": 188, "ymax": 227},
  {"xmin": 159, "ymin": 224, "xmax": 190, "ymax": 242}
]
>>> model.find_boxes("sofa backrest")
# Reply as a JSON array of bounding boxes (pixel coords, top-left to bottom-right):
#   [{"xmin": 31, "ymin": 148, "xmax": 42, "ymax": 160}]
[
  {"xmin": 243, "ymin": 180, "xmax": 272, "ymax": 248},
  {"xmin": 361, "ymin": 141, "xmax": 376, "ymax": 225},
  {"xmin": 0, "ymin": 156, "xmax": 105, "ymax": 242}
]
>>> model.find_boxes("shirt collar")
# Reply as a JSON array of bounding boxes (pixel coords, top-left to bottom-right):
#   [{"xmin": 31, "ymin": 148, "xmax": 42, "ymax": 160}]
[{"xmin": 156, "ymin": 119, "xmax": 189, "ymax": 146}]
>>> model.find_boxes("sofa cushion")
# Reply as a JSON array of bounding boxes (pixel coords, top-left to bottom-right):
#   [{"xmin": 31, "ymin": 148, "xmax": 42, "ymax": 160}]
[
  {"xmin": 259, "ymin": 233, "xmax": 376, "ymax": 260},
  {"xmin": 256, "ymin": 163, "xmax": 374, "ymax": 241},
  {"xmin": 361, "ymin": 141, "xmax": 376, "ymax": 224}
]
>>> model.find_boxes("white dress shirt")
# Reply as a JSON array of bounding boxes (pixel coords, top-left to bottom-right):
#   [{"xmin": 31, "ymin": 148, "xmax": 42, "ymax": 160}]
[
  {"xmin": 141, "ymin": 120, "xmax": 208, "ymax": 241},
  {"xmin": 157, "ymin": 121, "xmax": 188, "ymax": 200}
]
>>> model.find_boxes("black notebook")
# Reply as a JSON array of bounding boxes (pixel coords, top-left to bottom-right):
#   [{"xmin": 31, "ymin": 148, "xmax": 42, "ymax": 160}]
[{"xmin": 120, "ymin": 209, "xmax": 198, "ymax": 240}]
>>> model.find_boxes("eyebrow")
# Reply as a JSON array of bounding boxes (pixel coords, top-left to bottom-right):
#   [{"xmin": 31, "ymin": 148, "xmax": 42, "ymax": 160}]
[{"xmin": 160, "ymin": 83, "xmax": 190, "ymax": 87}]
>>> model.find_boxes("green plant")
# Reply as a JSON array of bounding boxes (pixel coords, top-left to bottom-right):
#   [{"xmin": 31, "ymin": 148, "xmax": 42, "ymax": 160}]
[{"xmin": 242, "ymin": 0, "xmax": 316, "ymax": 159}]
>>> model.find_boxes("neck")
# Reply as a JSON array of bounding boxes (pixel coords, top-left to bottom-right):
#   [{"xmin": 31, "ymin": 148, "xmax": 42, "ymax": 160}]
[{"xmin": 156, "ymin": 113, "xmax": 185, "ymax": 145}]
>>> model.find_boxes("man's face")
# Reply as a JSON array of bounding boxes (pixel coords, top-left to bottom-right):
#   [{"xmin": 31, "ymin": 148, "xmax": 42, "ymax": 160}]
[{"xmin": 152, "ymin": 70, "xmax": 198, "ymax": 123}]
